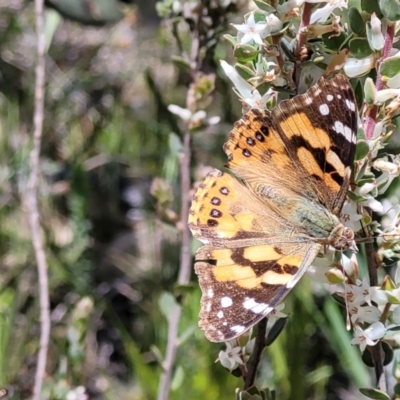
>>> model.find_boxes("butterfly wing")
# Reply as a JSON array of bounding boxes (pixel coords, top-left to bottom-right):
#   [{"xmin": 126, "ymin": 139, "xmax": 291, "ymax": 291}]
[
  {"xmin": 189, "ymin": 170, "xmax": 321, "ymax": 342},
  {"xmin": 224, "ymin": 74, "xmax": 357, "ymax": 215}
]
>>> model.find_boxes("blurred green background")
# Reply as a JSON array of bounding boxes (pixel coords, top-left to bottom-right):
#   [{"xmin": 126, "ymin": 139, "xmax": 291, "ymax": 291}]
[{"xmin": 0, "ymin": 1, "xmax": 376, "ymax": 399}]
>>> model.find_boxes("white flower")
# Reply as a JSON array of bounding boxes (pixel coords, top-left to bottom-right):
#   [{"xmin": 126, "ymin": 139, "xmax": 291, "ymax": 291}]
[
  {"xmin": 168, "ymin": 105, "xmax": 206, "ymax": 124},
  {"xmin": 341, "ymin": 201, "xmax": 362, "ymax": 232},
  {"xmin": 349, "ymin": 303, "xmax": 381, "ymax": 324},
  {"xmin": 245, "ymin": 89, "xmax": 273, "ymax": 109},
  {"xmin": 220, "ymin": 60, "xmax": 273, "ymax": 109},
  {"xmin": 265, "ymin": 14, "xmax": 283, "ymax": 34},
  {"xmin": 218, "ymin": 341, "xmax": 244, "ymax": 370},
  {"xmin": 392, "ymin": 305, "xmax": 400, "ymax": 324},
  {"xmin": 232, "ymin": 13, "xmax": 269, "ymax": 45},
  {"xmin": 66, "ymin": 386, "xmax": 88, "ymax": 400},
  {"xmin": 356, "ymin": 182, "xmax": 376, "ymax": 196},
  {"xmin": 266, "ymin": 303, "xmax": 287, "ymax": 332},
  {"xmin": 375, "ymin": 88, "xmax": 400, "ymax": 103},
  {"xmin": 220, "ymin": 60, "xmax": 253, "ymax": 98},
  {"xmin": 345, "ymin": 278, "xmax": 387, "ymax": 306},
  {"xmin": 277, "ymin": 0, "xmax": 305, "ymax": 14},
  {"xmin": 310, "ymin": 0, "xmax": 348, "ymax": 24},
  {"xmin": 344, "ymin": 55, "xmax": 375, "ymax": 78},
  {"xmin": 351, "ymin": 322, "xmax": 386, "ymax": 352},
  {"xmin": 360, "ymin": 196, "xmax": 384, "ymax": 213},
  {"xmin": 369, "ymin": 13, "xmax": 384, "ymax": 51}
]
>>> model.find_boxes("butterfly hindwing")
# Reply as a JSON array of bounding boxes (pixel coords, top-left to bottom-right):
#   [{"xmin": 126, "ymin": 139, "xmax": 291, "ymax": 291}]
[{"xmin": 189, "ymin": 169, "xmax": 321, "ymax": 342}]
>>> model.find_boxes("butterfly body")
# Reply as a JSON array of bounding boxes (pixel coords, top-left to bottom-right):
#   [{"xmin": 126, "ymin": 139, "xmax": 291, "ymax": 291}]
[{"xmin": 189, "ymin": 74, "xmax": 358, "ymax": 342}]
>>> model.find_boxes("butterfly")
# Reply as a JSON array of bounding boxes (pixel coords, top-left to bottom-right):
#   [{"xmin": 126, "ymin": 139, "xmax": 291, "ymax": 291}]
[{"xmin": 188, "ymin": 74, "xmax": 358, "ymax": 342}]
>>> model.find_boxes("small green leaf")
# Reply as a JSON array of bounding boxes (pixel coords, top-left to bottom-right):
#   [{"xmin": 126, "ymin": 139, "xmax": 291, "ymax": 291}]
[
  {"xmin": 171, "ymin": 56, "xmax": 191, "ymax": 72},
  {"xmin": 349, "ymin": 37, "xmax": 372, "ymax": 58},
  {"xmin": 366, "ymin": 21, "xmax": 384, "ymax": 51},
  {"xmin": 380, "ymin": 55, "xmax": 400, "ymax": 78},
  {"xmin": 322, "ymin": 32, "xmax": 347, "ymax": 52},
  {"xmin": 364, "ymin": 77, "xmax": 377, "ymax": 104},
  {"xmin": 359, "ymin": 388, "xmax": 390, "ymax": 399},
  {"xmin": 349, "ymin": 7, "xmax": 366, "ymax": 35},
  {"xmin": 171, "ymin": 365, "xmax": 184, "ymax": 391},
  {"xmin": 234, "ymin": 44, "xmax": 260, "ymax": 62},
  {"xmin": 361, "ymin": 0, "xmax": 383, "ymax": 16},
  {"xmin": 235, "ymin": 63, "xmax": 255, "ymax": 81},
  {"xmin": 395, "ymin": 383, "xmax": 400, "ymax": 395},
  {"xmin": 223, "ymin": 34, "xmax": 237, "ymax": 47},
  {"xmin": 266, "ymin": 317, "xmax": 287, "ymax": 346},
  {"xmin": 355, "ymin": 140, "xmax": 370, "ymax": 160},
  {"xmin": 253, "ymin": 0, "xmax": 276, "ymax": 13},
  {"xmin": 158, "ymin": 292, "xmax": 179, "ymax": 319},
  {"xmin": 169, "ymin": 132, "xmax": 183, "ymax": 156},
  {"xmin": 379, "ymin": 0, "xmax": 400, "ymax": 21},
  {"xmin": 382, "ymin": 341, "xmax": 394, "ymax": 365}
]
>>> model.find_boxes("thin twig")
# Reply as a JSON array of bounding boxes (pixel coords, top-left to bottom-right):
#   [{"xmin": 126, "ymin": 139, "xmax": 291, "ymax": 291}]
[
  {"xmin": 28, "ymin": 1, "xmax": 50, "ymax": 399},
  {"xmin": 294, "ymin": 2, "xmax": 312, "ymax": 88},
  {"xmin": 157, "ymin": 129, "xmax": 192, "ymax": 400},
  {"xmin": 244, "ymin": 318, "xmax": 267, "ymax": 389}
]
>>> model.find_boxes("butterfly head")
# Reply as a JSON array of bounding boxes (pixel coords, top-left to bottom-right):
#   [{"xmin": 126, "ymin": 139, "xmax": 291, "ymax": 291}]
[{"xmin": 330, "ymin": 224, "xmax": 357, "ymax": 252}]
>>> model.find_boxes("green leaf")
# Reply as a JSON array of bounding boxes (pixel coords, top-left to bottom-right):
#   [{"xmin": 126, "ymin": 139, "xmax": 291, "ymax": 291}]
[
  {"xmin": 234, "ymin": 44, "xmax": 260, "ymax": 62},
  {"xmin": 366, "ymin": 21, "xmax": 384, "ymax": 51},
  {"xmin": 158, "ymin": 291, "xmax": 179, "ymax": 319},
  {"xmin": 169, "ymin": 133, "xmax": 183, "ymax": 156},
  {"xmin": 349, "ymin": 7, "xmax": 366, "ymax": 35},
  {"xmin": 322, "ymin": 32, "xmax": 347, "ymax": 52},
  {"xmin": 266, "ymin": 318, "xmax": 287, "ymax": 346},
  {"xmin": 224, "ymin": 34, "xmax": 237, "ymax": 47},
  {"xmin": 171, "ymin": 56, "xmax": 191, "ymax": 72},
  {"xmin": 359, "ymin": 388, "xmax": 390, "ymax": 399},
  {"xmin": 380, "ymin": 55, "xmax": 400, "ymax": 78},
  {"xmin": 349, "ymin": 37, "xmax": 372, "ymax": 58},
  {"xmin": 364, "ymin": 77, "xmax": 377, "ymax": 104},
  {"xmin": 379, "ymin": 0, "xmax": 400, "ymax": 20},
  {"xmin": 382, "ymin": 341, "xmax": 394, "ymax": 365},
  {"xmin": 361, "ymin": 0, "xmax": 383, "ymax": 16},
  {"xmin": 355, "ymin": 140, "xmax": 370, "ymax": 160},
  {"xmin": 171, "ymin": 365, "xmax": 184, "ymax": 391},
  {"xmin": 235, "ymin": 63, "xmax": 255, "ymax": 81},
  {"xmin": 253, "ymin": 0, "xmax": 276, "ymax": 12}
]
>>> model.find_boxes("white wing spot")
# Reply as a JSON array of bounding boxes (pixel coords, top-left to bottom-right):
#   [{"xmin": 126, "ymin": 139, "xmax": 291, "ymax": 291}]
[
  {"xmin": 319, "ymin": 104, "xmax": 329, "ymax": 116},
  {"xmin": 217, "ymin": 310, "xmax": 224, "ymax": 319},
  {"xmin": 221, "ymin": 296, "xmax": 233, "ymax": 308},
  {"xmin": 333, "ymin": 121, "xmax": 344, "ymax": 135},
  {"xmin": 333, "ymin": 121, "xmax": 355, "ymax": 143},
  {"xmin": 231, "ymin": 325, "xmax": 246, "ymax": 334},
  {"xmin": 337, "ymin": 94, "xmax": 342, "ymax": 99},
  {"xmin": 205, "ymin": 302, "xmax": 212, "ymax": 312},
  {"xmin": 223, "ymin": 322, "xmax": 227, "ymax": 326},
  {"xmin": 304, "ymin": 96, "xmax": 313, "ymax": 105},
  {"xmin": 345, "ymin": 99, "xmax": 356, "ymax": 111},
  {"xmin": 327, "ymin": 94, "xmax": 333, "ymax": 101},
  {"xmin": 344, "ymin": 125, "xmax": 354, "ymax": 143},
  {"xmin": 207, "ymin": 288, "xmax": 214, "ymax": 298},
  {"xmin": 243, "ymin": 298, "xmax": 270, "ymax": 314},
  {"xmin": 314, "ymin": 88, "xmax": 322, "ymax": 96}
]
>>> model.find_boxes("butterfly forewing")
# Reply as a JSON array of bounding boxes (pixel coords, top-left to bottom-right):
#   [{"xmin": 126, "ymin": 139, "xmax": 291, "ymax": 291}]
[{"xmin": 189, "ymin": 74, "xmax": 358, "ymax": 342}]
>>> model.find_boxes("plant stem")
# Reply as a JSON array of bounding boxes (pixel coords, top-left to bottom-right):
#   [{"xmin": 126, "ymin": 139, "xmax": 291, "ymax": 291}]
[
  {"xmin": 157, "ymin": 130, "xmax": 191, "ymax": 400},
  {"xmin": 244, "ymin": 318, "xmax": 267, "ymax": 389},
  {"xmin": 28, "ymin": 1, "xmax": 51, "ymax": 398}
]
